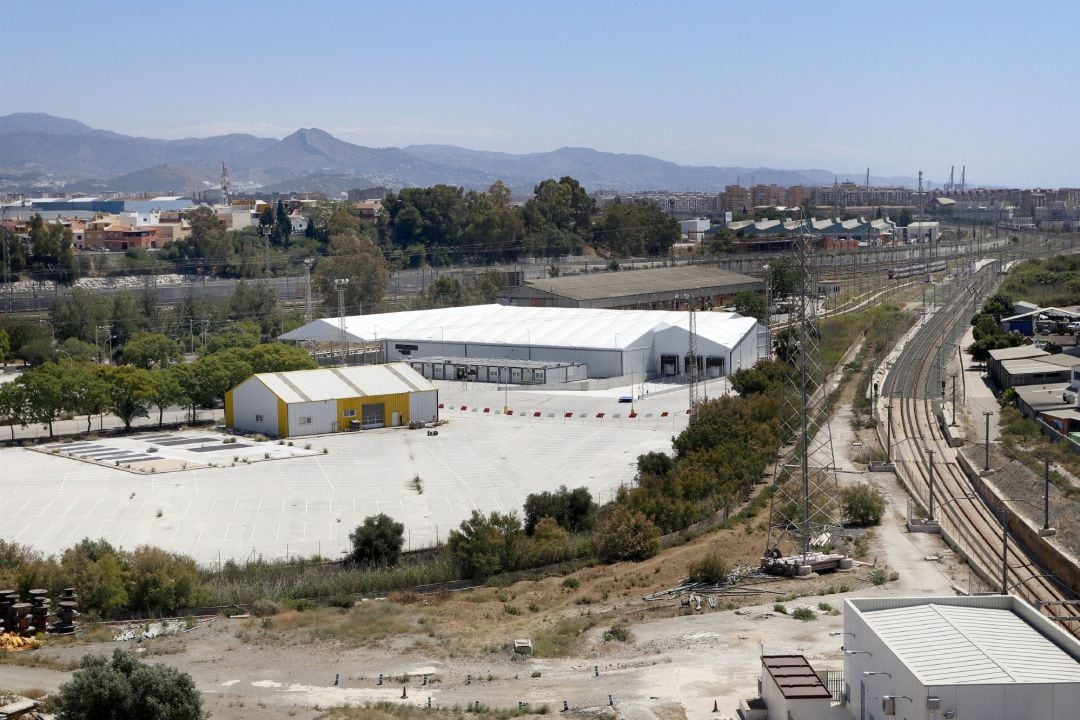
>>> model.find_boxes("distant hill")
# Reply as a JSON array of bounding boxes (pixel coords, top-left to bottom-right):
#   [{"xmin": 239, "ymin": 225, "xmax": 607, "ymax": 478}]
[{"xmin": 0, "ymin": 112, "xmax": 922, "ymax": 195}]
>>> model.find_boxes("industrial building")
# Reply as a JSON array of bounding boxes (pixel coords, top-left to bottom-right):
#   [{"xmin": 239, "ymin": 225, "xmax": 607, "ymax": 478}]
[
  {"xmin": 842, "ymin": 596, "xmax": 1080, "ymax": 720},
  {"xmin": 280, "ymin": 304, "xmax": 763, "ymax": 381},
  {"xmin": 495, "ymin": 266, "xmax": 764, "ymax": 310},
  {"xmin": 224, "ymin": 363, "xmax": 438, "ymax": 438},
  {"xmin": 406, "ymin": 356, "xmax": 588, "ymax": 385}
]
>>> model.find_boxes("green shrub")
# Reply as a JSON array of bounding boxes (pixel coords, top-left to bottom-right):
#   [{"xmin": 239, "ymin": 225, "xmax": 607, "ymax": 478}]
[
  {"xmin": 251, "ymin": 599, "xmax": 279, "ymax": 617},
  {"xmin": 842, "ymin": 483, "xmax": 886, "ymax": 526},
  {"xmin": 593, "ymin": 506, "xmax": 659, "ymax": 563},
  {"xmin": 561, "ymin": 577, "xmax": 580, "ymax": 590},
  {"xmin": 792, "ymin": 607, "xmax": 816, "ymax": 622},
  {"xmin": 349, "ymin": 513, "xmax": 405, "ymax": 567},
  {"xmin": 330, "ymin": 593, "xmax": 355, "ymax": 609},
  {"xmin": 773, "ymin": 603, "xmax": 787, "ymax": 614},
  {"xmin": 56, "ymin": 649, "xmax": 202, "ymax": 720},
  {"xmin": 688, "ymin": 553, "xmax": 729, "ymax": 584},
  {"xmin": 602, "ymin": 624, "xmax": 631, "ymax": 642}
]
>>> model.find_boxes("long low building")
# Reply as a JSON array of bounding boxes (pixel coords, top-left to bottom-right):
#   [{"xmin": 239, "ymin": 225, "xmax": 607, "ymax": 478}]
[
  {"xmin": 225, "ymin": 363, "xmax": 439, "ymax": 437},
  {"xmin": 280, "ymin": 304, "xmax": 763, "ymax": 380},
  {"xmin": 495, "ymin": 265, "xmax": 764, "ymax": 310}
]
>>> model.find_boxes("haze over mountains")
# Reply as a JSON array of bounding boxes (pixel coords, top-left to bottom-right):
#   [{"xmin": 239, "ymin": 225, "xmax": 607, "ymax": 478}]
[{"xmin": 0, "ymin": 113, "xmax": 920, "ymax": 196}]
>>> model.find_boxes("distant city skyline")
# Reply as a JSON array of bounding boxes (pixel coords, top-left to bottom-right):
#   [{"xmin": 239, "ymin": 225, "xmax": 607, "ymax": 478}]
[{"xmin": 1, "ymin": 0, "xmax": 1077, "ymax": 187}]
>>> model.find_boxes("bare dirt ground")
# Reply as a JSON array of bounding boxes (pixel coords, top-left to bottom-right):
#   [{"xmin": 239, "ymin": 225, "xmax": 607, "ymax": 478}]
[{"xmin": 0, "ymin": 468, "xmax": 961, "ymax": 720}]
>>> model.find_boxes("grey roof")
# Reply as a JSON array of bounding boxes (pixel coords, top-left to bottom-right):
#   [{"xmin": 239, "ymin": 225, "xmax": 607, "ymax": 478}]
[
  {"xmin": 849, "ymin": 598, "xmax": 1080, "ymax": 685},
  {"xmin": 1012, "ymin": 382, "xmax": 1072, "ymax": 411},
  {"xmin": 988, "ymin": 345, "xmax": 1049, "ymax": 362},
  {"xmin": 516, "ymin": 266, "xmax": 763, "ymax": 302},
  {"xmin": 1041, "ymin": 353, "xmax": 1080, "ymax": 368},
  {"xmin": 1000, "ymin": 358, "xmax": 1073, "ymax": 375}
]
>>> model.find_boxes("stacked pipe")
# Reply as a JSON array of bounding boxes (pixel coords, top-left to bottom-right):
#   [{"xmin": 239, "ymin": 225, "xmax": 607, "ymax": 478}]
[
  {"xmin": 54, "ymin": 588, "xmax": 79, "ymax": 634},
  {"xmin": 28, "ymin": 589, "xmax": 50, "ymax": 635},
  {"xmin": 0, "ymin": 590, "xmax": 14, "ymax": 633}
]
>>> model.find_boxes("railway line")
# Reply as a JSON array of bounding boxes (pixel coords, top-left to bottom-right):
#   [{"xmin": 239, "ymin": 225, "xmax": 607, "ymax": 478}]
[{"xmin": 879, "ymin": 262, "xmax": 1079, "ymax": 633}]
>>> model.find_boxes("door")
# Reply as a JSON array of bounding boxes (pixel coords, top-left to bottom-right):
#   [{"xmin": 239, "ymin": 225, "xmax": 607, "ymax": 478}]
[
  {"xmin": 362, "ymin": 403, "xmax": 385, "ymax": 429},
  {"xmin": 860, "ymin": 680, "xmax": 866, "ymax": 720}
]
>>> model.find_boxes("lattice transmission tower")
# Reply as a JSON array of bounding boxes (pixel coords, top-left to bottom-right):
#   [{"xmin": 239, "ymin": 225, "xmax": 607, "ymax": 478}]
[{"xmin": 763, "ymin": 222, "xmax": 844, "ymax": 572}]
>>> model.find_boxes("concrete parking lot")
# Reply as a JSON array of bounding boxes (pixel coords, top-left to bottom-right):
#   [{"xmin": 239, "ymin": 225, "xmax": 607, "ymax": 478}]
[{"xmin": 1, "ymin": 377, "xmax": 697, "ymax": 564}]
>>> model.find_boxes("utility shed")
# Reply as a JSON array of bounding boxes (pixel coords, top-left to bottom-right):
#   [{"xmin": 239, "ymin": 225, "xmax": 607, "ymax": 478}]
[
  {"xmin": 843, "ymin": 596, "xmax": 1080, "ymax": 720},
  {"xmin": 759, "ymin": 655, "xmax": 833, "ymax": 720},
  {"xmin": 225, "ymin": 363, "xmax": 438, "ymax": 438}
]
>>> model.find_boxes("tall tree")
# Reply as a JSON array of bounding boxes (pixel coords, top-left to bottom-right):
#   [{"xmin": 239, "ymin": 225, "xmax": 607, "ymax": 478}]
[
  {"xmin": 313, "ymin": 230, "xmax": 390, "ymax": 316},
  {"xmin": 102, "ymin": 365, "xmax": 155, "ymax": 431},
  {"xmin": 119, "ymin": 332, "xmax": 182, "ymax": 369}
]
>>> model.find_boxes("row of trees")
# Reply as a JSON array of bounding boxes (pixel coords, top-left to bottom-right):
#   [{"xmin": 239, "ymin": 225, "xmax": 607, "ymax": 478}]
[
  {"xmin": 0, "ymin": 277, "xmax": 300, "ymax": 368},
  {"xmin": 0, "ymin": 214, "xmax": 77, "ymax": 281},
  {"xmin": 379, "ymin": 177, "xmax": 680, "ymax": 265},
  {"xmin": 969, "ymin": 293, "xmax": 1024, "ymax": 362},
  {"xmin": 0, "ymin": 339, "xmax": 315, "ymax": 438}
]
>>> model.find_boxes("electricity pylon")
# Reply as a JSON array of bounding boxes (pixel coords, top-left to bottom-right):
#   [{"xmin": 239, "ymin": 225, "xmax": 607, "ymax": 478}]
[{"xmin": 763, "ymin": 225, "xmax": 843, "ymax": 570}]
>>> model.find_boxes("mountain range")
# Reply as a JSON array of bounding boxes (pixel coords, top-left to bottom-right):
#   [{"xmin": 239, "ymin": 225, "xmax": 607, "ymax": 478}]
[{"xmin": 0, "ymin": 113, "xmax": 920, "ymax": 196}]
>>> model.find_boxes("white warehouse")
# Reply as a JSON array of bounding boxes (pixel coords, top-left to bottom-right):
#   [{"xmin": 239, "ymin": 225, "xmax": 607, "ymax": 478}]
[
  {"xmin": 842, "ymin": 595, "xmax": 1080, "ymax": 720},
  {"xmin": 280, "ymin": 304, "xmax": 763, "ymax": 381}
]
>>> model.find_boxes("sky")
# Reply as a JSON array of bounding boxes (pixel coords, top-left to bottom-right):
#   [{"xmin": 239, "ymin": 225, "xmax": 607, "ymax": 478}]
[{"xmin": 1, "ymin": 0, "xmax": 1077, "ymax": 187}]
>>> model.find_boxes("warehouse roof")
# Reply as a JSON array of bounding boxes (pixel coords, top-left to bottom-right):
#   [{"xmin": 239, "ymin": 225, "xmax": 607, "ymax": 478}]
[
  {"xmin": 245, "ymin": 363, "xmax": 435, "ymax": 404},
  {"xmin": 515, "ymin": 266, "xmax": 763, "ymax": 301},
  {"xmin": 848, "ymin": 597, "xmax": 1080, "ymax": 685},
  {"xmin": 999, "ymin": 358, "xmax": 1072, "ymax": 376},
  {"xmin": 988, "ymin": 345, "xmax": 1048, "ymax": 362},
  {"xmin": 281, "ymin": 304, "xmax": 759, "ymax": 352}
]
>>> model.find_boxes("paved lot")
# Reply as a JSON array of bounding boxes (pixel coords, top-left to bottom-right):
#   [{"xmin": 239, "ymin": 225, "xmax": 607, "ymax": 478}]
[
  {"xmin": 2, "ymin": 378, "xmax": 692, "ymax": 564},
  {"xmin": 33, "ymin": 430, "xmax": 321, "ymax": 473}
]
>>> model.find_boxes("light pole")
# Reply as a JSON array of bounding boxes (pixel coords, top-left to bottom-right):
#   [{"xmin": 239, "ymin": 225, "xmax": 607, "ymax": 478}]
[
  {"xmin": 926, "ymin": 449, "xmax": 936, "ymax": 522},
  {"xmin": 983, "ymin": 411, "xmax": 993, "ymax": 471},
  {"xmin": 1042, "ymin": 458, "xmax": 1054, "ymax": 535},
  {"xmin": 885, "ymin": 400, "xmax": 893, "ymax": 464},
  {"xmin": 950, "ymin": 372, "xmax": 957, "ymax": 426}
]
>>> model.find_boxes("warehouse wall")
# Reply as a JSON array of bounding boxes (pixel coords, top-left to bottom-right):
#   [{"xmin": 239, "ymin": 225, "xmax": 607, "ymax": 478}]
[
  {"xmin": 409, "ymin": 389, "xmax": 440, "ymax": 424},
  {"xmin": 226, "ymin": 379, "xmax": 283, "ymax": 437},
  {"xmin": 287, "ymin": 399, "xmax": 338, "ymax": 436},
  {"xmin": 336, "ymin": 393, "xmax": 411, "ymax": 429}
]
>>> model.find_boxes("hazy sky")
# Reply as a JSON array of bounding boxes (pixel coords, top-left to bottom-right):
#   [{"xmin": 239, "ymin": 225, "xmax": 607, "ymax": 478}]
[{"xmin": 2, "ymin": 0, "xmax": 1077, "ymax": 187}]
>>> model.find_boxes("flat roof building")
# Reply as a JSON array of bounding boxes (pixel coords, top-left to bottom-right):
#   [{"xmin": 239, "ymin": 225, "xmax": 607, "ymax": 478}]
[
  {"xmin": 843, "ymin": 596, "xmax": 1080, "ymax": 720},
  {"xmin": 280, "ymin": 304, "xmax": 763, "ymax": 381},
  {"xmin": 496, "ymin": 266, "xmax": 764, "ymax": 310},
  {"xmin": 224, "ymin": 363, "xmax": 438, "ymax": 437}
]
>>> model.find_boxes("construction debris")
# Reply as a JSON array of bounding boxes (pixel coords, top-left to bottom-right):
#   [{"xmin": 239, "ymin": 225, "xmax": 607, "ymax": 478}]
[{"xmin": 643, "ymin": 564, "xmax": 782, "ymax": 603}]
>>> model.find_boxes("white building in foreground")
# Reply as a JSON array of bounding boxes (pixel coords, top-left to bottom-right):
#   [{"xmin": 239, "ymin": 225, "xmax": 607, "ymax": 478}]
[
  {"xmin": 843, "ymin": 596, "xmax": 1080, "ymax": 720},
  {"xmin": 280, "ymin": 304, "xmax": 763, "ymax": 381}
]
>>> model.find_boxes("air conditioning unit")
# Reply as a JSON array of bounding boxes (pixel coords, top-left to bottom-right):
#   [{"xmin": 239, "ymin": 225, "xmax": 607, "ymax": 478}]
[
  {"xmin": 882, "ymin": 696, "xmax": 897, "ymax": 715},
  {"xmin": 927, "ymin": 696, "xmax": 941, "ymax": 710}
]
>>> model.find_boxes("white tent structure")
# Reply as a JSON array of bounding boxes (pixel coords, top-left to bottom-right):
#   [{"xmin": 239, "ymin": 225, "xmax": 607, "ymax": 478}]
[{"xmin": 280, "ymin": 304, "xmax": 763, "ymax": 380}]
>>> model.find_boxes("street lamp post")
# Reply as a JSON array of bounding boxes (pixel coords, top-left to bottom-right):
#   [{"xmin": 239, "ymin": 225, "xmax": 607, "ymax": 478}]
[
  {"xmin": 885, "ymin": 400, "xmax": 893, "ymax": 464},
  {"xmin": 1043, "ymin": 458, "xmax": 1054, "ymax": 534},
  {"xmin": 926, "ymin": 449, "xmax": 936, "ymax": 522},
  {"xmin": 950, "ymin": 372, "xmax": 957, "ymax": 426},
  {"xmin": 983, "ymin": 411, "xmax": 993, "ymax": 471}
]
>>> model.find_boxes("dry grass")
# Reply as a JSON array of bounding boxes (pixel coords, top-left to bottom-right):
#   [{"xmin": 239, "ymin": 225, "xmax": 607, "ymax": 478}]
[
  {"xmin": 0, "ymin": 651, "xmax": 79, "ymax": 672},
  {"xmin": 237, "ymin": 600, "xmax": 412, "ymax": 648}
]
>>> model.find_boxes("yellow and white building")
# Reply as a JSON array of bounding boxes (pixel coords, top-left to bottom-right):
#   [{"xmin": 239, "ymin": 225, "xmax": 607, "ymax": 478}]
[{"xmin": 224, "ymin": 363, "xmax": 439, "ymax": 438}]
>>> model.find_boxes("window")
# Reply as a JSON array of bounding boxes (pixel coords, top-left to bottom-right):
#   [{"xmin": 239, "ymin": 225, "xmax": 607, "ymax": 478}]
[
  {"xmin": 254, "ymin": 414, "xmax": 264, "ymax": 422},
  {"xmin": 299, "ymin": 416, "xmax": 312, "ymax": 426},
  {"xmin": 343, "ymin": 408, "xmax": 356, "ymax": 418}
]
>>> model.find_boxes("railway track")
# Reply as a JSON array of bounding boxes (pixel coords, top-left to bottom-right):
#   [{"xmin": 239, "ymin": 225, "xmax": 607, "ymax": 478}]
[{"xmin": 879, "ymin": 262, "xmax": 1079, "ymax": 633}]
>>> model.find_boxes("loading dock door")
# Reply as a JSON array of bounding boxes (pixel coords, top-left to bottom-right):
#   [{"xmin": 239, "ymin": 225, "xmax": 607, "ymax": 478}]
[
  {"xmin": 661, "ymin": 355, "xmax": 678, "ymax": 376},
  {"xmin": 362, "ymin": 403, "xmax": 385, "ymax": 429}
]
